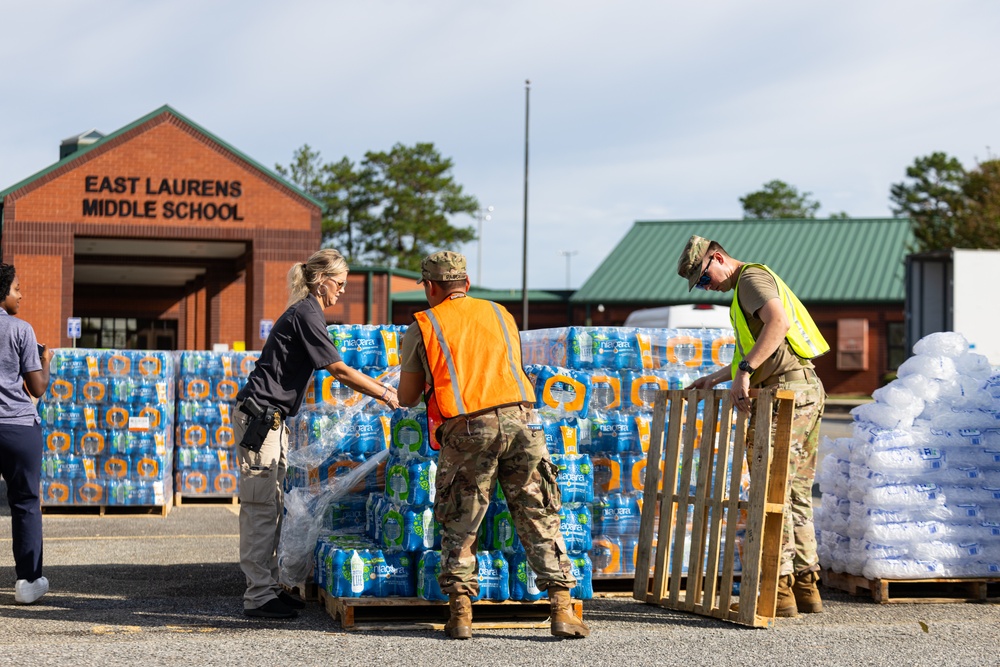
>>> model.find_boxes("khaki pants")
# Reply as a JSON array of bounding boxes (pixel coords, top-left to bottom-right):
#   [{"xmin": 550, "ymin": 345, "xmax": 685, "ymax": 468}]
[{"xmin": 234, "ymin": 402, "xmax": 288, "ymax": 609}]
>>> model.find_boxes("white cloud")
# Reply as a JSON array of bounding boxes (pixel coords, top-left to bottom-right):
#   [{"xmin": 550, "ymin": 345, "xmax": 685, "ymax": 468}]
[{"xmin": 3, "ymin": 0, "xmax": 999, "ymax": 288}]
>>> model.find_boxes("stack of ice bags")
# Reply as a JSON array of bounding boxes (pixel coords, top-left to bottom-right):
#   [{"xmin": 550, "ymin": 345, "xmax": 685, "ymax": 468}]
[{"xmin": 816, "ymin": 332, "xmax": 1000, "ymax": 579}]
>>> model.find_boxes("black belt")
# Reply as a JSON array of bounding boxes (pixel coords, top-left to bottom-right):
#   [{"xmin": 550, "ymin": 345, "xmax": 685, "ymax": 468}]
[
  {"xmin": 237, "ymin": 398, "xmax": 285, "ymax": 421},
  {"xmin": 760, "ymin": 367, "xmax": 818, "ymax": 387}
]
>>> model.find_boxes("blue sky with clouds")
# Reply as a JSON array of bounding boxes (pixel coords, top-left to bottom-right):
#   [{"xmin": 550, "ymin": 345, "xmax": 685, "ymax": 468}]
[{"xmin": 3, "ymin": 1, "xmax": 998, "ymax": 290}]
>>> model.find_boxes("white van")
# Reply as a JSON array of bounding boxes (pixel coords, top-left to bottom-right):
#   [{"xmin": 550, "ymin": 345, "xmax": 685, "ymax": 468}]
[{"xmin": 623, "ymin": 304, "xmax": 732, "ymax": 329}]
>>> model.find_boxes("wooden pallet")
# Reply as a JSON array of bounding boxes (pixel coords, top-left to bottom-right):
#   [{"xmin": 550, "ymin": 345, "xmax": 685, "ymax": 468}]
[
  {"xmin": 593, "ymin": 576, "xmax": 636, "ymax": 598},
  {"xmin": 821, "ymin": 569, "xmax": 1000, "ymax": 604},
  {"xmin": 41, "ymin": 501, "xmax": 171, "ymax": 517},
  {"xmin": 319, "ymin": 588, "xmax": 582, "ymax": 631},
  {"xmin": 632, "ymin": 388, "xmax": 794, "ymax": 628},
  {"xmin": 174, "ymin": 493, "xmax": 239, "ymax": 506},
  {"xmin": 594, "ymin": 574, "xmax": 744, "ymax": 597}
]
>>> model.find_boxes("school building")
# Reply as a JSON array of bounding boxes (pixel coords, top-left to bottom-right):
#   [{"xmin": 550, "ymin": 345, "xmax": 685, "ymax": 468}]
[{"xmin": 0, "ymin": 106, "xmax": 425, "ymax": 350}]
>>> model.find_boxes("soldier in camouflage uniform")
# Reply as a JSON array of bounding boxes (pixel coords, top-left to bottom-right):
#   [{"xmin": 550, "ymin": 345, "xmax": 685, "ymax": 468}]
[
  {"xmin": 676, "ymin": 235, "xmax": 827, "ymax": 618},
  {"xmin": 397, "ymin": 251, "xmax": 588, "ymax": 639},
  {"xmin": 746, "ymin": 378, "xmax": 825, "ymax": 582}
]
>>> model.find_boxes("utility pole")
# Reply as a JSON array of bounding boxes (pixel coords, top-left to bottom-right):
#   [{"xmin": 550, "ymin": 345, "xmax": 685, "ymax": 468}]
[{"xmin": 559, "ymin": 250, "xmax": 578, "ymax": 289}]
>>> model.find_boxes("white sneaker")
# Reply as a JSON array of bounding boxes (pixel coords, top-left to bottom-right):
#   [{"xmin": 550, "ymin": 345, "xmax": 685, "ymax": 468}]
[{"xmin": 14, "ymin": 577, "xmax": 49, "ymax": 604}]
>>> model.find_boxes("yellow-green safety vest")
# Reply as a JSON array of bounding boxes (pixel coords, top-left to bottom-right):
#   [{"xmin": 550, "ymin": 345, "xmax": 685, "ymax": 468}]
[{"xmin": 730, "ymin": 263, "xmax": 829, "ymax": 379}]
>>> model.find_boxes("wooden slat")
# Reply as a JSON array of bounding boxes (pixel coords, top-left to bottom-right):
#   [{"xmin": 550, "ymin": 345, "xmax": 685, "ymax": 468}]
[
  {"xmin": 718, "ymin": 406, "xmax": 748, "ymax": 614},
  {"xmin": 649, "ymin": 391, "xmax": 686, "ymax": 603},
  {"xmin": 633, "ymin": 388, "xmax": 669, "ymax": 599},
  {"xmin": 667, "ymin": 392, "xmax": 701, "ymax": 605},
  {"xmin": 684, "ymin": 391, "xmax": 719, "ymax": 611},
  {"xmin": 757, "ymin": 387, "xmax": 794, "ymax": 619},
  {"xmin": 738, "ymin": 390, "xmax": 775, "ymax": 624},
  {"xmin": 698, "ymin": 392, "xmax": 734, "ymax": 615}
]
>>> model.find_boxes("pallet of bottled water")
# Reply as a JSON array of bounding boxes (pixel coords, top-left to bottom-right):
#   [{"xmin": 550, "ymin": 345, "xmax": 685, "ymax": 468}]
[
  {"xmin": 174, "ymin": 350, "xmax": 259, "ymax": 500},
  {"xmin": 520, "ymin": 326, "xmax": 738, "ymax": 582},
  {"xmin": 38, "ymin": 349, "xmax": 176, "ymax": 511}
]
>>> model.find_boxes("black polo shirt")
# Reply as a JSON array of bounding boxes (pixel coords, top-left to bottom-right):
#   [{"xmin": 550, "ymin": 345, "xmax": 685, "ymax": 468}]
[{"xmin": 236, "ymin": 296, "xmax": 342, "ymax": 418}]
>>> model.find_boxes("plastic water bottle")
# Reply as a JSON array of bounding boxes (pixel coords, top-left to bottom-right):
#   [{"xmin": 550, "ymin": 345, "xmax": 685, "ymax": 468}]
[
  {"xmin": 588, "ymin": 415, "xmax": 618, "ymax": 455},
  {"xmin": 390, "ymin": 408, "xmax": 432, "ymax": 458},
  {"xmin": 417, "ymin": 551, "xmax": 447, "ymax": 601},
  {"xmin": 44, "ymin": 429, "xmax": 75, "ymax": 455},
  {"xmin": 589, "ymin": 535, "xmax": 623, "ymax": 575},
  {"xmin": 379, "ymin": 550, "xmax": 417, "ymax": 597},
  {"xmin": 473, "ymin": 551, "xmax": 510, "ymax": 602},
  {"xmin": 592, "ymin": 455, "xmax": 622, "ymax": 495},
  {"xmin": 552, "ymin": 454, "xmax": 594, "ymax": 504},
  {"xmin": 349, "ymin": 550, "xmax": 366, "ymax": 596},
  {"xmin": 559, "ymin": 503, "xmax": 593, "ymax": 552},
  {"xmin": 569, "ymin": 553, "xmax": 594, "ymax": 599},
  {"xmin": 385, "ymin": 457, "xmax": 411, "ymax": 504},
  {"xmin": 489, "ymin": 502, "xmax": 521, "ymax": 553},
  {"xmin": 509, "ymin": 549, "xmax": 546, "ymax": 601}
]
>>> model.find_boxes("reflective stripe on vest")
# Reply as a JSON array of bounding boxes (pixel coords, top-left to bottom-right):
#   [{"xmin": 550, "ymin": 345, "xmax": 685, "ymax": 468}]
[
  {"xmin": 490, "ymin": 301, "xmax": 533, "ymax": 401},
  {"xmin": 730, "ymin": 264, "xmax": 829, "ymax": 378},
  {"xmin": 414, "ymin": 296, "xmax": 535, "ymax": 418}
]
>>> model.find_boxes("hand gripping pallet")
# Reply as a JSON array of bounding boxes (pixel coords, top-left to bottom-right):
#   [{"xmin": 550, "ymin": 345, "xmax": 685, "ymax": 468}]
[{"xmin": 632, "ymin": 388, "xmax": 794, "ymax": 628}]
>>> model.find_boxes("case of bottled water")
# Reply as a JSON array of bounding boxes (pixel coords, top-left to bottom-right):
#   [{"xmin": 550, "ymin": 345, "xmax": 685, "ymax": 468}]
[{"xmin": 38, "ymin": 349, "xmax": 175, "ymax": 507}]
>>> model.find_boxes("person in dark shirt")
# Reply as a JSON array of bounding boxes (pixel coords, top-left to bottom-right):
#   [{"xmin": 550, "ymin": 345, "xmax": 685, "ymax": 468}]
[
  {"xmin": 0, "ymin": 263, "xmax": 53, "ymax": 605},
  {"xmin": 234, "ymin": 248, "xmax": 399, "ymax": 619}
]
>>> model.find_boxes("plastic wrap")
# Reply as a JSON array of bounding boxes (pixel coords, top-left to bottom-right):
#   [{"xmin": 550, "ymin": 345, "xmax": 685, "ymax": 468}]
[
  {"xmin": 279, "ymin": 447, "xmax": 390, "ymax": 587},
  {"xmin": 286, "ymin": 367, "xmax": 399, "ymax": 470}
]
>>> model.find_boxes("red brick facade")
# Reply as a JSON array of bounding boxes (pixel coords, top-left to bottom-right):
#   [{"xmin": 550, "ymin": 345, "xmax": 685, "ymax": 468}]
[{"xmin": 1, "ymin": 108, "xmax": 323, "ymax": 349}]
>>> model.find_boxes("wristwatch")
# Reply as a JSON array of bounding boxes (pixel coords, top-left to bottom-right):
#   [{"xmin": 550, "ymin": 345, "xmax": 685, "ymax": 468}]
[{"xmin": 738, "ymin": 359, "xmax": 756, "ymax": 374}]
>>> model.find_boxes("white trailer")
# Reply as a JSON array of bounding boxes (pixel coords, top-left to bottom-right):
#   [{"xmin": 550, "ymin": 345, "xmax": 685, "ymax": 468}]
[{"xmin": 905, "ymin": 248, "xmax": 1000, "ymax": 363}]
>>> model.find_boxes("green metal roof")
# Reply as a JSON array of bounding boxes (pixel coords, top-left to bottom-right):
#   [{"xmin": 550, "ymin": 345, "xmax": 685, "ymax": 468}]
[
  {"xmin": 571, "ymin": 218, "xmax": 915, "ymax": 305},
  {"xmin": 0, "ymin": 105, "xmax": 324, "ymax": 209}
]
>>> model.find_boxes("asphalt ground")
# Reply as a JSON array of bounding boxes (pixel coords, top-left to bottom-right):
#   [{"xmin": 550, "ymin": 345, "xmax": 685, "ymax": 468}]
[{"xmin": 1, "ymin": 496, "xmax": 998, "ymax": 667}]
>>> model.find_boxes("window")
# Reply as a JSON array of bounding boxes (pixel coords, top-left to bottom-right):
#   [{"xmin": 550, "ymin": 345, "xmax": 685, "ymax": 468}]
[
  {"xmin": 886, "ymin": 322, "xmax": 906, "ymax": 371},
  {"xmin": 836, "ymin": 318, "xmax": 868, "ymax": 371}
]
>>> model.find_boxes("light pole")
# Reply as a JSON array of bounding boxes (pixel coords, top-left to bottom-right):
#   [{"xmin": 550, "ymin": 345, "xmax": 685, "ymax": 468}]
[
  {"xmin": 476, "ymin": 205, "xmax": 493, "ymax": 286},
  {"xmin": 559, "ymin": 250, "xmax": 578, "ymax": 289},
  {"xmin": 522, "ymin": 79, "xmax": 530, "ymax": 328}
]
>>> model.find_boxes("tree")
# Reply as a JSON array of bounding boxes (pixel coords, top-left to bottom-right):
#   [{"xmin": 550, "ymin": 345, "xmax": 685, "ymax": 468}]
[
  {"xmin": 957, "ymin": 159, "xmax": 1000, "ymax": 248},
  {"xmin": 275, "ymin": 146, "xmax": 375, "ymax": 261},
  {"xmin": 889, "ymin": 152, "xmax": 967, "ymax": 251},
  {"xmin": 740, "ymin": 179, "xmax": 821, "ymax": 219},
  {"xmin": 890, "ymin": 152, "xmax": 1000, "ymax": 251},
  {"xmin": 277, "ymin": 142, "xmax": 477, "ymax": 269},
  {"xmin": 356, "ymin": 143, "xmax": 478, "ymax": 270}
]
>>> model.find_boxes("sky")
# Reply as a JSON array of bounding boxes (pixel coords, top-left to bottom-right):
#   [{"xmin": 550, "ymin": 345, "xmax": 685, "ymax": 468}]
[{"xmin": 2, "ymin": 1, "xmax": 999, "ymax": 291}]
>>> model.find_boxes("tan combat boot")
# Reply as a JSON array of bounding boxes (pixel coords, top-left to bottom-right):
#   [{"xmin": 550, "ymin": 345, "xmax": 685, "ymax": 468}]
[
  {"xmin": 775, "ymin": 574, "xmax": 799, "ymax": 618},
  {"xmin": 792, "ymin": 570, "xmax": 823, "ymax": 613},
  {"xmin": 444, "ymin": 593, "xmax": 472, "ymax": 639},
  {"xmin": 549, "ymin": 587, "xmax": 590, "ymax": 638}
]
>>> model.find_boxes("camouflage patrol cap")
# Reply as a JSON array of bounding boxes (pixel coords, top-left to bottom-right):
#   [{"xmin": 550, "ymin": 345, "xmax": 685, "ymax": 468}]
[
  {"xmin": 677, "ymin": 234, "xmax": 714, "ymax": 291},
  {"xmin": 418, "ymin": 251, "xmax": 468, "ymax": 283}
]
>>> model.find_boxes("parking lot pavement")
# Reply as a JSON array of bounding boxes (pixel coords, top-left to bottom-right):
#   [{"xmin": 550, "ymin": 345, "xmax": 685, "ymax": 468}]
[{"xmin": 0, "ymin": 503, "xmax": 998, "ymax": 667}]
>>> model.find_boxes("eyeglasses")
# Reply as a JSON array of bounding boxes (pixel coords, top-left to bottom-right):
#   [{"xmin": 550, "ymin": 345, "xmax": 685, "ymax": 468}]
[
  {"xmin": 695, "ymin": 257, "xmax": 714, "ymax": 289},
  {"xmin": 326, "ymin": 276, "xmax": 347, "ymax": 292}
]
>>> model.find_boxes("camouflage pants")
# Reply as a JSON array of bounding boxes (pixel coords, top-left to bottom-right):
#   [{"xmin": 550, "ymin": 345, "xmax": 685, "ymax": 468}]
[
  {"xmin": 746, "ymin": 377, "xmax": 825, "ymax": 577},
  {"xmin": 434, "ymin": 404, "xmax": 576, "ymax": 596}
]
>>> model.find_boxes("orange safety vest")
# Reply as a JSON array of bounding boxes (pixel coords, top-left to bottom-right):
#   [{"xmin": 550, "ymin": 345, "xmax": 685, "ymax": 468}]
[{"xmin": 414, "ymin": 295, "xmax": 536, "ymax": 419}]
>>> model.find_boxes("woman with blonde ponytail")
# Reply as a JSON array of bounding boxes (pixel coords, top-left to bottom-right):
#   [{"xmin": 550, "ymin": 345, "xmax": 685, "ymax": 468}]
[{"xmin": 234, "ymin": 248, "xmax": 399, "ymax": 620}]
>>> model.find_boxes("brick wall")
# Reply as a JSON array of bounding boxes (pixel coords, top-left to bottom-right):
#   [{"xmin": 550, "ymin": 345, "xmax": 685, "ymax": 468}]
[{"xmin": 1, "ymin": 109, "xmax": 321, "ymax": 349}]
